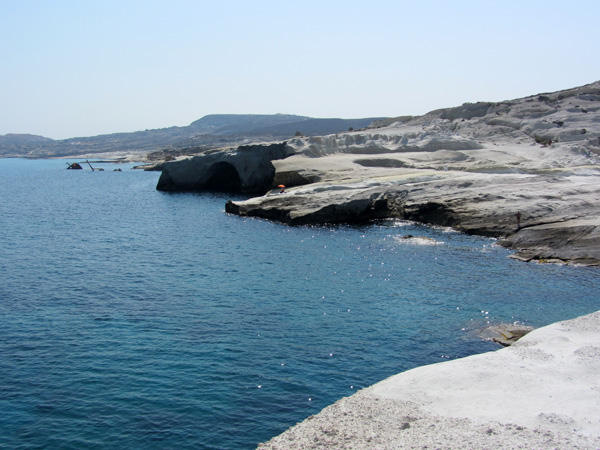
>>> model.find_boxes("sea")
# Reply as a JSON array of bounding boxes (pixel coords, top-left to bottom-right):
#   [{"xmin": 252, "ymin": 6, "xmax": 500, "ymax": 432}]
[{"xmin": 1, "ymin": 158, "xmax": 598, "ymax": 450}]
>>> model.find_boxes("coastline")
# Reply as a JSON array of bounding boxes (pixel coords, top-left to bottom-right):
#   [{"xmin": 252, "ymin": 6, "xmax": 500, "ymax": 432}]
[
  {"xmin": 258, "ymin": 311, "xmax": 600, "ymax": 449},
  {"xmin": 223, "ymin": 82, "xmax": 600, "ymax": 266}
]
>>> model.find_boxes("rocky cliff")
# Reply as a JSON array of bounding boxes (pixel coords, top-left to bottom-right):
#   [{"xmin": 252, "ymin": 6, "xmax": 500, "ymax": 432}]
[
  {"xmin": 156, "ymin": 81, "xmax": 600, "ymax": 265},
  {"xmin": 156, "ymin": 142, "xmax": 290, "ymax": 194},
  {"xmin": 223, "ymin": 81, "xmax": 600, "ymax": 265}
]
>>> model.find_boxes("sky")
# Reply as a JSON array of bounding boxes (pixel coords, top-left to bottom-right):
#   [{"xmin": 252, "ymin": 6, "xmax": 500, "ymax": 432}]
[{"xmin": 1, "ymin": 0, "xmax": 599, "ymax": 140}]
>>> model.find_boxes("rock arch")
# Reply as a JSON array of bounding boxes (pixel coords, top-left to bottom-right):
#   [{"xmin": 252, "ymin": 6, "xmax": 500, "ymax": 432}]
[
  {"xmin": 156, "ymin": 142, "xmax": 290, "ymax": 194},
  {"xmin": 204, "ymin": 161, "xmax": 242, "ymax": 192}
]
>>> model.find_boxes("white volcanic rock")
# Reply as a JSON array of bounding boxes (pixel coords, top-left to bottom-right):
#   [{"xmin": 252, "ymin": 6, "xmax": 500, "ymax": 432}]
[
  {"xmin": 227, "ymin": 81, "xmax": 600, "ymax": 265},
  {"xmin": 258, "ymin": 311, "xmax": 600, "ymax": 450}
]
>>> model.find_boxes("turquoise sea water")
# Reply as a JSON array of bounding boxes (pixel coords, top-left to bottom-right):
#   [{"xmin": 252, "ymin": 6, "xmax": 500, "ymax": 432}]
[{"xmin": 0, "ymin": 158, "xmax": 598, "ymax": 449}]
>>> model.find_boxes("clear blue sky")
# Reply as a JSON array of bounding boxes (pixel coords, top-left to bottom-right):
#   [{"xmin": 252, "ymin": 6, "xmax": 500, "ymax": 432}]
[{"xmin": 1, "ymin": 0, "xmax": 599, "ymax": 139}]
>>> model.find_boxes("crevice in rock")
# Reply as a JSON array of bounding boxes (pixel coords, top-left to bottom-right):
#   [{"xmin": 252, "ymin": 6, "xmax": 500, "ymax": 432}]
[{"xmin": 405, "ymin": 202, "xmax": 458, "ymax": 227}]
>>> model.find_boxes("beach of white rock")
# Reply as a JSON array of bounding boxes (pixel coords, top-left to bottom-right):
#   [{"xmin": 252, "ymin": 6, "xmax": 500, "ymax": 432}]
[{"xmin": 258, "ymin": 311, "xmax": 600, "ymax": 449}]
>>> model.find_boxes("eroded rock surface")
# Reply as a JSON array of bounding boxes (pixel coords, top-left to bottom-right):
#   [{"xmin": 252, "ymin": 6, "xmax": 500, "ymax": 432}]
[
  {"xmin": 258, "ymin": 311, "xmax": 600, "ymax": 449},
  {"xmin": 225, "ymin": 81, "xmax": 600, "ymax": 265},
  {"xmin": 156, "ymin": 142, "xmax": 290, "ymax": 194}
]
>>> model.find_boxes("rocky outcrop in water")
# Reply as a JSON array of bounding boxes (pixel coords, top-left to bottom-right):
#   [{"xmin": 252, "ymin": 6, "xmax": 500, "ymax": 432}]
[
  {"xmin": 484, "ymin": 324, "xmax": 534, "ymax": 346},
  {"xmin": 156, "ymin": 142, "xmax": 290, "ymax": 194}
]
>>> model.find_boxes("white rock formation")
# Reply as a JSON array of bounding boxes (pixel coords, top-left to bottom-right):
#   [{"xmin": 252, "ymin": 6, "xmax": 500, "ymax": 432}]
[
  {"xmin": 227, "ymin": 81, "xmax": 600, "ymax": 265},
  {"xmin": 258, "ymin": 311, "xmax": 600, "ymax": 449}
]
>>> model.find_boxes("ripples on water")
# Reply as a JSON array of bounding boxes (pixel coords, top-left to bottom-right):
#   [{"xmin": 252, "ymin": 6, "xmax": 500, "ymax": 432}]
[{"xmin": 0, "ymin": 159, "xmax": 598, "ymax": 449}]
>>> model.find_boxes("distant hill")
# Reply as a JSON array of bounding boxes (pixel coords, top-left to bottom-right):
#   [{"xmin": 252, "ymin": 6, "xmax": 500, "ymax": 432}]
[
  {"xmin": 0, "ymin": 133, "xmax": 54, "ymax": 145},
  {"xmin": 0, "ymin": 134, "xmax": 56, "ymax": 157},
  {"xmin": 188, "ymin": 114, "xmax": 310, "ymax": 135},
  {"xmin": 0, "ymin": 114, "xmax": 387, "ymax": 159}
]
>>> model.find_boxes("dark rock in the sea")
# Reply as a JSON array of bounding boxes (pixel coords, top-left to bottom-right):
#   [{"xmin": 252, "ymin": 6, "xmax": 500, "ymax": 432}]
[
  {"xmin": 66, "ymin": 162, "xmax": 82, "ymax": 170},
  {"xmin": 499, "ymin": 221, "xmax": 600, "ymax": 266},
  {"xmin": 486, "ymin": 324, "xmax": 534, "ymax": 346},
  {"xmin": 156, "ymin": 142, "xmax": 291, "ymax": 194}
]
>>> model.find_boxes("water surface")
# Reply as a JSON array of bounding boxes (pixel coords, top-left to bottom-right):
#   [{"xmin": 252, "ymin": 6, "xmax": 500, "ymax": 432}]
[{"xmin": 1, "ymin": 159, "xmax": 598, "ymax": 449}]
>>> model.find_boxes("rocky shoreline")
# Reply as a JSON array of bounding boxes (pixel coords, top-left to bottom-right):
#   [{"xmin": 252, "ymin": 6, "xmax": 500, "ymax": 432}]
[
  {"xmin": 257, "ymin": 311, "xmax": 600, "ymax": 449},
  {"xmin": 225, "ymin": 165, "xmax": 600, "ymax": 265},
  {"xmin": 158, "ymin": 81, "xmax": 600, "ymax": 266},
  {"xmin": 150, "ymin": 82, "xmax": 600, "ymax": 448}
]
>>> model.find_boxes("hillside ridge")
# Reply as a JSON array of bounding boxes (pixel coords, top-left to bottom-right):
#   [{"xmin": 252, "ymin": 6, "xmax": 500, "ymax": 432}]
[{"xmin": 0, "ymin": 113, "xmax": 384, "ymax": 159}]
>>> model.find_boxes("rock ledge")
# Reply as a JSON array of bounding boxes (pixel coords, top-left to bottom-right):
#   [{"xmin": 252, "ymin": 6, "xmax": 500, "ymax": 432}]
[{"xmin": 258, "ymin": 311, "xmax": 600, "ymax": 449}]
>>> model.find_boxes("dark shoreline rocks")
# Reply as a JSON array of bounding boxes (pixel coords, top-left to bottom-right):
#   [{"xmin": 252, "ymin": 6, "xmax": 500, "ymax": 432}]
[
  {"xmin": 224, "ymin": 173, "xmax": 600, "ymax": 266},
  {"xmin": 156, "ymin": 142, "xmax": 290, "ymax": 194}
]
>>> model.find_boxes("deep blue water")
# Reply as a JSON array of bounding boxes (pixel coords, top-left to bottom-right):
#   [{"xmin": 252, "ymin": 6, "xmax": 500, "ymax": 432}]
[{"xmin": 0, "ymin": 158, "xmax": 598, "ymax": 449}]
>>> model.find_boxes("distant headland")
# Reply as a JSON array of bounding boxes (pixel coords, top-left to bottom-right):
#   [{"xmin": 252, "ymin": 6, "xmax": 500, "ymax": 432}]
[{"xmin": 0, "ymin": 114, "xmax": 384, "ymax": 160}]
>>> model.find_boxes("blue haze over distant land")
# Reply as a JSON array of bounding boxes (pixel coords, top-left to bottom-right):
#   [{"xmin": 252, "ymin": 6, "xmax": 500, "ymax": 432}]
[{"xmin": 0, "ymin": 159, "xmax": 598, "ymax": 449}]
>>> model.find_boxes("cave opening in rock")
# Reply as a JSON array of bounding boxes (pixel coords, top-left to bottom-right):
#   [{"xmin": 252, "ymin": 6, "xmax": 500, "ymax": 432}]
[{"xmin": 204, "ymin": 162, "xmax": 243, "ymax": 192}]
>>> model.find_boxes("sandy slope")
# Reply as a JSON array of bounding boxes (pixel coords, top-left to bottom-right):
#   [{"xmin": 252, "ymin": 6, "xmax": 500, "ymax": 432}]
[{"xmin": 258, "ymin": 311, "xmax": 600, "ymax": 449}]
